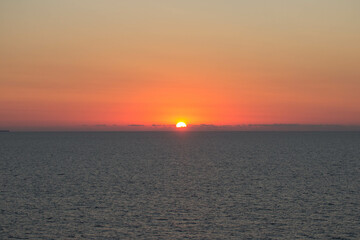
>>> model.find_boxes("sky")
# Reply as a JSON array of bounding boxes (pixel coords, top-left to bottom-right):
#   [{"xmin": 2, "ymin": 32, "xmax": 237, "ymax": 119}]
[{"xmin": 1, "ymin": 0, "xmax": 359, "ymax": 130}]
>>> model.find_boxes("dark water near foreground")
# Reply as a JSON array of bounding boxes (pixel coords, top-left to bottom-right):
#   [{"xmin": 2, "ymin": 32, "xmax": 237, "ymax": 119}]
[{"xmin": 1, "ymin": 132, "xmax": 359, "ymax": 239}]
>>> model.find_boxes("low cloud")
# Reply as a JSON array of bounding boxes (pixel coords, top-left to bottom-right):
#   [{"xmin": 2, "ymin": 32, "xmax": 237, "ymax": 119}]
[
  {"xmin": 95, "ymin": 124, "xmax": 107, "ymax": 127},
  {"xmin": 9, "ymin": 123, "xmax": 359, "ymax": 132},
  {"xmin": 181, "ymin": 124, "xmax": 360, "ymax": 131},
  {"xmin": 237, "ymin": 124, "xmax": 360, "ymax": 131}
]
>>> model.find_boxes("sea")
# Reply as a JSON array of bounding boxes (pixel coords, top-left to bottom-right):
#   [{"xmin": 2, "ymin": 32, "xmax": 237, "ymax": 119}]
[{"xmin": 1, "ymin": 132, "xmax": 359, "ymax": 239}]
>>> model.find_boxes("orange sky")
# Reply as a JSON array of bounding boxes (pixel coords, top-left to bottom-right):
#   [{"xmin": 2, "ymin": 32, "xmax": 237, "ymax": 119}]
[{"xmin": 1, "ymin": 1, "xmax": 359, "ymax": 130}]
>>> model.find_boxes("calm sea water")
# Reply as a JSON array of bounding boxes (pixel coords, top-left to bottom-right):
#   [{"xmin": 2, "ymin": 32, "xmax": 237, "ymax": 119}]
[{"xmin": 1, "ymin": 132, "xmax": 359, "ymax": 239}]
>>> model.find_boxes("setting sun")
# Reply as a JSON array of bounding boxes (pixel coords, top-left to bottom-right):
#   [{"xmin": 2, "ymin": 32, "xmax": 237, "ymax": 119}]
[{"xmin": 176, "ymin": 122, "xmax": 187, "ymax": 128}]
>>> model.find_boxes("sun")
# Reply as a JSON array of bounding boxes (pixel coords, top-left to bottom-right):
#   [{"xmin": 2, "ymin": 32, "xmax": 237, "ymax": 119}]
[{"xmin": 176, "ymin": 122, "xmax": 187, "ymax": 128}]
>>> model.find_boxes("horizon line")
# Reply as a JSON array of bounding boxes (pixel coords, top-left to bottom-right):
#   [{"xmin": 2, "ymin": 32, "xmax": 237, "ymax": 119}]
[{"xmin": 2, "ymin": 123, "xmax": 360, "ymax": 132}]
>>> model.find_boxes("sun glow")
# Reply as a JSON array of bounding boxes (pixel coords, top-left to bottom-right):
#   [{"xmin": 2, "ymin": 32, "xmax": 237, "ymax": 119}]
[{"xmin": 176, "ymin": 122, "xmax": 187, "ymax": 128}]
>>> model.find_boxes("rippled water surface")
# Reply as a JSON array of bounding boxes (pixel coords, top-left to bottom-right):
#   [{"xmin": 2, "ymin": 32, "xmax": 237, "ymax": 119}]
[{"xmin": 1, "ymin": 132, "xmax": 359, "ymax": 239}]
